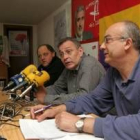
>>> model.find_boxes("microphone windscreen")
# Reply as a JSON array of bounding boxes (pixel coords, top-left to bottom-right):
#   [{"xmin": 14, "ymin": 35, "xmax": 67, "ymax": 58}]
[
  {"xmin": 9, "ymin": 72, "xmax": 36, "ymax": 93},
  {"xmin": 14, "ymin": 71, "xmax": 50, "ymax": 100},
  {"xmin": 25, "ymin": 72, "xmax": 36, "ymax": 84},
  {"xmin": 33, "ymin": 70, "xmax": 50, "ymax": 87},
  {"xmin": 3, "ymin": 74, "xmax": 24, "ymax": 91},
  {"xmin": 10, "ymin": 74, "xmax": 24, "ymax": 85},
  {"xmin": 21, "ymin": 64, "xmax": 37, "ymax": 77}
]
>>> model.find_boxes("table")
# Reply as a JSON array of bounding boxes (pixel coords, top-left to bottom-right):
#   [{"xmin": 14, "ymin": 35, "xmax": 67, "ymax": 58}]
[
  {"xmin": 0, "ymin": 91, "xmax": 104, "ymax": 140},
  {"xmin": 0, "ymin": 91, "xmax": 32, "ymax": 140}
]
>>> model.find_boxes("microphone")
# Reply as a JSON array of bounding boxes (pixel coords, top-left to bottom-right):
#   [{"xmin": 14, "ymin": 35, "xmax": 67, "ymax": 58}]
[
  {"xmin": 3, "ymin": 64, "xmax": 37, "ymax": 91},
  {"xmin": 14, "ymin": 70, "xmax": 50, "ymax": 101},
  {"xmin": 10, "ymin": 71, "xmax": 37, "ymax": 93}
]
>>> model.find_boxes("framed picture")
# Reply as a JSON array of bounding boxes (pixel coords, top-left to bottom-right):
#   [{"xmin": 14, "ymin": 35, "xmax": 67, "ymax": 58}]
[
  {"xmin": 8, "ymin": 30, "xmax": 28, "ymax": 56},
  {"xmin": 71, "ymin": 0, "xmax": 99, "ymax": 43}
]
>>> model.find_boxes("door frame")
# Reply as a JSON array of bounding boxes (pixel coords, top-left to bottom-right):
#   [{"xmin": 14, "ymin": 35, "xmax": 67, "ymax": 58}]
[{"xmin": 3, "ymin": 24, "xmax": 33, "ymax": 79}]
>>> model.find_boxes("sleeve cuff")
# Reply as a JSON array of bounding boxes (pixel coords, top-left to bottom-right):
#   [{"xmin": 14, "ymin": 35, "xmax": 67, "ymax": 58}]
[{"xmin": 94, "ymin": 117, "xmax": 104, "ymax": 137}]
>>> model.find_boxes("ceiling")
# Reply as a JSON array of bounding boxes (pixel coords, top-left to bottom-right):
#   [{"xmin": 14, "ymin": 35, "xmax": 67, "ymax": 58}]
[{"xmin": 0, "ymin": 0, "xmax": 68, "ymax": 25}]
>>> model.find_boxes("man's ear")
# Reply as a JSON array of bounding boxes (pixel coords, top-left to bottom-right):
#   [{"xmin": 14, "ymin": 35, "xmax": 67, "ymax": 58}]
[
  {"xmin": 124, "ymin": 38, "xmax": 133, "ymax": 50},
  {"xmin": 78, "ymin": 46, "xmax": 84, "ymax": 56}
]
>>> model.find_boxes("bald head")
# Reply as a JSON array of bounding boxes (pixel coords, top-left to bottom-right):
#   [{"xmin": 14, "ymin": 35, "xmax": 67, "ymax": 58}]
[{"xmin": 105, "ymin": 21, "xmax": 140, "ymax": 52}]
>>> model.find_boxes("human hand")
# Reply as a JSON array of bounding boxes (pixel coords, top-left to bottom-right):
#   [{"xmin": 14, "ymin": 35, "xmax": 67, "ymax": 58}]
[
  {"xmin": 30, "ymin": 104, "xmax": 46, "ymax": 119},
  {"xmin": 55, "ymin": 112, "xmax": 80, "ymax": 133},
  {"xmin": 30, "ymin": 104, "xmax": 67, "ymax": 122},
  {"xmin": 55, "ymin": 112, "xmax": 96, "ymax": 134}
]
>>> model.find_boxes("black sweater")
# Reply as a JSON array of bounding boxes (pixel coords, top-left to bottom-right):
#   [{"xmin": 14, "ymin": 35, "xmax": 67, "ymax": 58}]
[{"xmin": 38, "ymin": 56, "xmax": 64, "ymax": 86}]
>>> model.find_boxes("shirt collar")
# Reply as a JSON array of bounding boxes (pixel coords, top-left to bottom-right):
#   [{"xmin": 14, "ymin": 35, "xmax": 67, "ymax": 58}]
[
  {"xmin": 75, "ymin": 34, "xmax": 83, "ymax": 41},
  {"xmin": 74, "ymin": 53, "xmax": 86, "ymax": 71},
  {"xmin": 129, "ymin": 55, "xmax": 140, "ymax": 81},
  {"xmin": 114, "ymin": 56, "xmax": 140, "ymax": 86}
]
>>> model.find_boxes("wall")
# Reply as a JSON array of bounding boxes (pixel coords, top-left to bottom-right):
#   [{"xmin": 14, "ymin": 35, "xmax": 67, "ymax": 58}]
[
  {"xmin": 0, "ymin": 23, "xmax": 7, "ymax": 81},
  {"xmin": 36, "ymin": 0, "xmax": 99, "ymax": 65},
  {"xmin": 32, "ymin": 25, "xmax": 38, "ymax": 66},
  {"xmin": 0, "ymin": 23, "xmax": 3, "ymax": 35},
  {"xmin": 36, "ymin": 0, "xmax": 71, "ymax": 65},
  {"xmin": 0, "ymin": 0, "xmax": 71, "ymax": 67}
]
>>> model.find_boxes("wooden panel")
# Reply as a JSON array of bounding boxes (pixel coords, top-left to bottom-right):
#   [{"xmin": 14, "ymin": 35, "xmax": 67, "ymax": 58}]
[{"xmin": 0, "ymin": 59, "xmax": 8, "ymax": 79}]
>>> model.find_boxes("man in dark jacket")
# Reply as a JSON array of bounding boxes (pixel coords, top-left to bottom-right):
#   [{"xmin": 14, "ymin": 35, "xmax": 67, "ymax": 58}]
[{"xmin": 37, "ymin": 44, "xmax": 64, "ymax": 86}]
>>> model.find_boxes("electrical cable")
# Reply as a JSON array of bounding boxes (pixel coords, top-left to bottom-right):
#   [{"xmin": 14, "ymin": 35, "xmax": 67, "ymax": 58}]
[{"xmin": 0, "ymin": 98, "xmax": 33, "ymax": 128}]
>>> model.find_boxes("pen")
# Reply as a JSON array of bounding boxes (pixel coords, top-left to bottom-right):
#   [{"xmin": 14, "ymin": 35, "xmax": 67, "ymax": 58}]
[
  {"xmin": 34, "ymin": 104, "xmax": 52, "ymax": 114},
  {"xmin": 25, "ymin": 104, "xmax": 52, "ymax": 117}
]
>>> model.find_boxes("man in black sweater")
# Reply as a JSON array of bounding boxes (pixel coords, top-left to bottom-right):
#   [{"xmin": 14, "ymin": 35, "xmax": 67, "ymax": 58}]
[{"xmin": 37, "ymin": 44, "xmax": 64, "ymax": 86}]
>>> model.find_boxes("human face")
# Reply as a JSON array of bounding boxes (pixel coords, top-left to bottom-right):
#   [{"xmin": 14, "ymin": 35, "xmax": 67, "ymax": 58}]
[
  {"xmin": 100, "ymin": 23, "xmax": 127, "ymax": 66},
  {"xmin": 59, "ymin": 41, "xmax": 83, "ymax": 70},
  {"xmin": 38, "ymin": 45, "xmax": 55, "ymax": 67},
  {"xmin": 75, "ymin": 10, "xmax": 85, "ymax": 37}
]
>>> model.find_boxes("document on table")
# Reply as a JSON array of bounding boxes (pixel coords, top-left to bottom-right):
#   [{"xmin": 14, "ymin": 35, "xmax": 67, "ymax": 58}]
[
  {"xmin": 19, "ymin": 119, "xmax": 77, "ymax": 139},
  {"xmin": 40, "ymin": 134, "xmax": 104, "ymax": 140},
  {"xmin": 19, "ymin": 115, "xmax": 104, "ymax": 140}
]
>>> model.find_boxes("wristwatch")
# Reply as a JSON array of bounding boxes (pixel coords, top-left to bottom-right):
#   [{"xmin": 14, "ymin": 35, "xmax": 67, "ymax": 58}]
[{"xmin": 75, "ymin": 117, "xmax": 86, "ymax": 133}]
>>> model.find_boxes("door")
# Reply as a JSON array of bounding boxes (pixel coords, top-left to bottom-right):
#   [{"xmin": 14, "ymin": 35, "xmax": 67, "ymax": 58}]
[{"xmin": 4, "ymin": 25, "xmax": 33, "ymax": 79}]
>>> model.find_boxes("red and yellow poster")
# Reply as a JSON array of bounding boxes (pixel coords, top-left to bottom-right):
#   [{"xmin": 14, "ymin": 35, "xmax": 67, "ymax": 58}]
[{"xmin": 72, "ymin": 0, "xmax": 99, "ymax": 43}]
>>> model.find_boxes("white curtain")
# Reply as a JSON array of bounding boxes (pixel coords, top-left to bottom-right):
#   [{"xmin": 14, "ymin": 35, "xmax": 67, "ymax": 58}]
[{"xmin": 1, "ymin": 36, "xmax": 10, "ymax": 66}]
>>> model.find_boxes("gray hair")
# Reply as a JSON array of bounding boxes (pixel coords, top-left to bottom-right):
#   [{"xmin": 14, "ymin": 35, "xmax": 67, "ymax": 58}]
[
  {"xmin": 57, "ymin": 37, "xmax": 81, "ymax": 49},
  {"xmin": 75, "ymin": 5, "xmax": 85, "ymax": 20},
  {"xmin": 123, "ymin": 20, "xmax": 140, "ymax": 52}
]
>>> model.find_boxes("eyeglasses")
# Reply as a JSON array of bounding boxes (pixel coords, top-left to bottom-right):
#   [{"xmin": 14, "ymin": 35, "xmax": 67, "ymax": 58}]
[{"xmin": 103, "ymin": 37, "xmax": 127, "ymax": 44}]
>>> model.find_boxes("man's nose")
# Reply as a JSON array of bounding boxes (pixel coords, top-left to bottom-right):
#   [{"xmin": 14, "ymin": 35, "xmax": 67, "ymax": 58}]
[
  {"xmin": 64, "ymin": 53, "xmax": 69, "ymax": 59},
  {"xmin": 62, "ymin": 53, "xmax": 69, "ymax": 60},
  {"xmin": 40, "ymin": 55, "xmax": 45, "ymax": 60},
  {"xmin": 100, "ymin": 42, "xmax": 106, "ymax": 50}
]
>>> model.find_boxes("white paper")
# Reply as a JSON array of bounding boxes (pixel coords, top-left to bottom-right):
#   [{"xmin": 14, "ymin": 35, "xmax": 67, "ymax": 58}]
[
  {"xmin": 41, "ymin": 134, "xmax": 104, "ymax": 140},
  {"xmin": 19, "ymin": 115, "xmax": 104, "ymax": 140},
  {"xmin": 19, "ymin": 119, "xmax": 77, "ymax": 139}
]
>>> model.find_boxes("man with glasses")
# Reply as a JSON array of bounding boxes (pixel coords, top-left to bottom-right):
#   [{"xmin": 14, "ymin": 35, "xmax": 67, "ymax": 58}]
[
  {"xmin": 31, "ymin": 21, "xmax": 140, "ymax": 140},
  {"xmin": 35, "ymin": 37, "xmax": 105, "ymax": 104}
]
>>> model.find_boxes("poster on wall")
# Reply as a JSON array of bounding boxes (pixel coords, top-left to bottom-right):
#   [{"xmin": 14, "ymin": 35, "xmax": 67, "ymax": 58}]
[
  {"xmin": 82, "ymin": 41, "xmax": 99, "ymax": 59},
  {"xmin": 54, "ymin": 10, "xmax": 67, "ymax": 52},
  {"xmin": 72, "ymin": 0, "xmax": 99, "ymax": 43},
  {"xmin": 8, "ymin": 31, "xmax": 28, "ymax": 56}
]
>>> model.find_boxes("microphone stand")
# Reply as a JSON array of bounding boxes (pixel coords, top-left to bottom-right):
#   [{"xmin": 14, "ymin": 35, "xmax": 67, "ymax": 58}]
[
  {"xmin": 10, "ymin": 81, "xmax": 28, "ymax": 93},
  {"xmin": 14, "ymin": 83, "xmax": 35, "ymax": 101}
]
